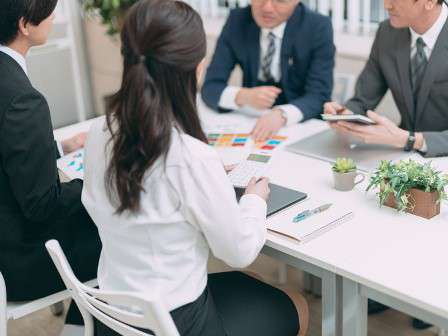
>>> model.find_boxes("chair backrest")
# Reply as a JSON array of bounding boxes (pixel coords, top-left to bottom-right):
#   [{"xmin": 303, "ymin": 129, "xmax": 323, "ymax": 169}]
[{"xmin": 45, "ymin": 240, "xmax": 179, "ymax": 336}]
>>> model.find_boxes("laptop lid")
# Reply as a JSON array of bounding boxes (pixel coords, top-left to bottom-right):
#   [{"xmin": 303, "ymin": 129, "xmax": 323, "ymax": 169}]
[
  {"xmin": 286, "ymin": 129, "xmax": 411, "ymax": 172},
  {"xmin": 235, "ymin": 184, "xmax": 307, "ymax": 217}
]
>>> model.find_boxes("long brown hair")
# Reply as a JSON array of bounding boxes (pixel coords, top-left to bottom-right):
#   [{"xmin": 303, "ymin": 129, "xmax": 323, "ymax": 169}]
[{"xmin": 105, "ymin": 0, "xmax": 207, "ymax": 214}]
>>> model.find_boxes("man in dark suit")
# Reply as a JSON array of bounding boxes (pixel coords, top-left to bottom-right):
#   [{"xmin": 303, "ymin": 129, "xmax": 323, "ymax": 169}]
[
  {"xmin": 0, "ymin": 1, "xmax": 100, "ymax": 334},
  {"xmin": 324, "ymin": 0, "xmax": 448, "ymax": 158},
  {"xmin": 202, "ymin": 0, "xmax": 335, "ymax": 141}
]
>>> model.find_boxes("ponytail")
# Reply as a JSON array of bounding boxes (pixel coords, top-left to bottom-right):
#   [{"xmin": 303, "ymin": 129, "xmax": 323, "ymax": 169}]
[{"xmin": 104, "ymin": 0, "xmax": 206, "ymax": 214}]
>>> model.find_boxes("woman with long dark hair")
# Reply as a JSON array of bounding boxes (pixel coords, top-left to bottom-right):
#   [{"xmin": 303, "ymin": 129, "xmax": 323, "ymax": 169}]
[{"xmin": 82, "ymin": 0, "xmax": 304, "ymax": 334}]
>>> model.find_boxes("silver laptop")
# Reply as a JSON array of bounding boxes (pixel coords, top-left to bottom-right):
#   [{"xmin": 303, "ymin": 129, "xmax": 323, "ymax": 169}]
[{"xmin": 286, "ymin": 129, "xmax": 411, "ymax": 172}]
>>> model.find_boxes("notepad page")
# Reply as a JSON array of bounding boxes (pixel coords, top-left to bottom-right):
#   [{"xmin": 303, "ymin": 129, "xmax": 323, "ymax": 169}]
[{"xmin": 267, "ymin": 199, "xmax": 352, "ymax": 242}]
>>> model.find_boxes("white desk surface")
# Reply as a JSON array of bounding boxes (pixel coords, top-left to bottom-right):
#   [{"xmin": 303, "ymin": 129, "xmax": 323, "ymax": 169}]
[{"xmin": 54, "ymin": 98, "xmax": 448, "ymax": 320}]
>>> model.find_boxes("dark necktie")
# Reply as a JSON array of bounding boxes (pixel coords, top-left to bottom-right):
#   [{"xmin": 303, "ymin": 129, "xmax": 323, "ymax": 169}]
[
  {"xmin": 261, "ymin": 32, "xmax": 276, "ymax": 82},
  {"xmin": 410, "ymin": 37, "xmax": 428, "ymax": 99}
]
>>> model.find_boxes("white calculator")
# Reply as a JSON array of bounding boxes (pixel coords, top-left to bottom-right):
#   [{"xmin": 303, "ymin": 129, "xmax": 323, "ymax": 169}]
[{"xmin": 228, "ymin": 153, "xmax": 272, "ymax": 188}]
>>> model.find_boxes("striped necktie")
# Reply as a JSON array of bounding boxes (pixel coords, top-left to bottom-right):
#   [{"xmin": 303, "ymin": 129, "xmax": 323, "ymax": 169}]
[
  {"xmin": 261, "ymin": 32, "xmax": 276, "ymax": 82},
  {"xmin": 410, "ymin": 37, "xmax": 428, "ymax": 99}
]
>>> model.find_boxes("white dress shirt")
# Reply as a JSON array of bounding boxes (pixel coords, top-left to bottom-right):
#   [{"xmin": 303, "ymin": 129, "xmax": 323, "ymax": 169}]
[
  {"xmin": 409, "ymin": 4, "xmax": 448, "ymax": 152},
  {"xmin": 410, "ymin": 4, "xmax": 448, "ymax": 60},
  {"xmin": 218, "ymin": 22, "xmax": 303, "ymax": 126},
  {"xmin": 82, "ymin": 119, "xmax": 267, "ymax": 312},
  {"xmin": 0, "ymin": 45, "xmax": 65, "ymax": 156}
]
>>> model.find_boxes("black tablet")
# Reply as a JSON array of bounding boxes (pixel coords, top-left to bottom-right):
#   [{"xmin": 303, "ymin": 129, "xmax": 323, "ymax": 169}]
[{"xmin": 235, "ymin": 183, "xmax": 307, "ymax": 217}]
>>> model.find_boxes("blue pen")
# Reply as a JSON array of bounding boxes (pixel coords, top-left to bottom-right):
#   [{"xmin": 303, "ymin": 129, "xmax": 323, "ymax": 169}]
[{"xmin": 293, "ymin": 203, "xmax": 332, "ymax": 223}]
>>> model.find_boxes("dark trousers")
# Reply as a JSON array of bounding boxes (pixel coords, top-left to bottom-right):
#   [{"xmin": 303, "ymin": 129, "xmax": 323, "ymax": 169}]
[
  {"xmin": 96, "ymin": 271, "xmax": 300, "ymax": 336},
  {"xmin": 3, "ymin": 209, "xmax": 101, "ymax": 324}
]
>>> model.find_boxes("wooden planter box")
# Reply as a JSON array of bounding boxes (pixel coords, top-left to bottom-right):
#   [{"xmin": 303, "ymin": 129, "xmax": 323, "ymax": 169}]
[{"xmin": 383, "ymin": 188, "xmax": 440, "ymax": 219}]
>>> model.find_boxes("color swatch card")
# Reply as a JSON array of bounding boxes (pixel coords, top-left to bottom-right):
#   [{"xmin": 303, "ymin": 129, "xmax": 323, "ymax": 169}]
[
  {"xmin": 207, "ymin": 133, "xmax": 250, "ymax": 148},
  {"xmin": 254, "ymin": 135, "xmax": 288, "ymax": 151},
  {"xmin": 205, "ymin": 130, "xmax": 288, "ymax": 165},
  {"xmin": 57, "ymin": 149, "xmax": 85, "ymax": 181},
  {"xmin": 207, "ymin": 133, "xmax": 287, "ymax": 151}
]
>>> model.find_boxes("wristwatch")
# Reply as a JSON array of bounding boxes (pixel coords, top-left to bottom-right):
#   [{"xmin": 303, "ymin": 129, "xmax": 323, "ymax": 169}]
[{"xmin": 404, "ymin": 131, "xmax": 416, "ymax": 152}]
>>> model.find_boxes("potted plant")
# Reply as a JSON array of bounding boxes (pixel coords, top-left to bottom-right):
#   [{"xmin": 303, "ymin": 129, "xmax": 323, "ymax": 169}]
[
  {"xmin": 366, "ymin": 159, "xmax": 448, "ymax": 219},
  {"xmin": 82, "ymin": 0, "xmax": 137, "ymax": 35},
  {"xmin": 80, "ymin": 0, "xmax": 138, "ymax": 115},
  {"xmin": 332, "ymin": 158, "xmax": 365, "ymax": 191}
]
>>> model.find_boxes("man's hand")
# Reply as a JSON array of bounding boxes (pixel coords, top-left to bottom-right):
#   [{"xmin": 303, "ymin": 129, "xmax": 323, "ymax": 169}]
[
  {"xmin": 61, "ymin": 132, "xmax": 87, "ymax": 154},
  {"xmin": 236, "ymin": 86, "xmax": 282, "ymax": 110},
  {"xmin": 323, "ymin": 102, "xmax": 354, "ymax": 130},
  {"xmin": 251, "ymin": 109, "xmax": 286, "ymax": 142},
  {"xmin": 323, "ymin": 101, "xmax": 353, "ymax": 115},
  {"xmin": 333, "ymin": 111, "xmax": 409, "ymax": 148}
]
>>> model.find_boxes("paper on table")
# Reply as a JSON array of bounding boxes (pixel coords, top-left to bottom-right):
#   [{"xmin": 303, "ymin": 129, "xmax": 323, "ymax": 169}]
[
  {"xmin": 57, "ymin": 149, "xmax": 85, "ymax": 181},
  {"xmin": 267, "ymin": 199, "xmax": 353, "ymax": 244}
]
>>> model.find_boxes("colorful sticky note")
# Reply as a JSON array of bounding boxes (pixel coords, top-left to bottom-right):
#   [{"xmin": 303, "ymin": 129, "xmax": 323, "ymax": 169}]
[
  {"xmin": 272, "ymin": 136, "xmax": 287, "ymax": 141},
  {"xmin": 262, "ymin": 145, "xmax": 275, "ymax": 150}
]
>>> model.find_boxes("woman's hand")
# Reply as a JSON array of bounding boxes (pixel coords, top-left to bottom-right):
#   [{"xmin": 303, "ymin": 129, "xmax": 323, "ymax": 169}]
[{"xmin": 245, "ymin": 177, "xmax": 270, "ymax": 201}]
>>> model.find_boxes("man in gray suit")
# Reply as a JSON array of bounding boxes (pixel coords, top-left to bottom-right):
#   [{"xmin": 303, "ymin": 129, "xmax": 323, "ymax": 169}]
[
  {"xmin": 324, "ymin": 0, "xmax": 448, "ymax": 158},
  {"xmin": 325, "ymin": 0, "xmax": 446, "ymax": 328}
]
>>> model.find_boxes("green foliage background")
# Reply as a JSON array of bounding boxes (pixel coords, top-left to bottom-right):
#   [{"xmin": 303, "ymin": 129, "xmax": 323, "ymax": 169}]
[{"xmin": 81, "ymin": 0, "xmax": 137, "ymax": 35}]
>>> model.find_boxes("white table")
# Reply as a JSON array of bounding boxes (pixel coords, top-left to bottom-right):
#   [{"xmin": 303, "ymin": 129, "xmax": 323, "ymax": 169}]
[{"xmin": 55, "ymin": 99, "xmax": 448, "ymax": 336}]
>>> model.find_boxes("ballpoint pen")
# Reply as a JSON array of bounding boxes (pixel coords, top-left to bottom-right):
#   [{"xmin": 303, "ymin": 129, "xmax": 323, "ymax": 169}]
[{"xmin": 293, "ymin": 203, "xmax": 332, "ymax": 223}]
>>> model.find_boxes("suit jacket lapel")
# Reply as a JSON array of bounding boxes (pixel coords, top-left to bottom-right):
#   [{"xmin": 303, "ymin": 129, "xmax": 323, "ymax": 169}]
[
  {"xmin": 396, "ymin": 29, "xmax": 415, "ymax": 128},
  {"xmin": 415, "ymin": 19, "xmax": 448, "ymax": 125},
  {"xmin": 247, "ymin": 21, "xmax": 261, "ymax": 86}
]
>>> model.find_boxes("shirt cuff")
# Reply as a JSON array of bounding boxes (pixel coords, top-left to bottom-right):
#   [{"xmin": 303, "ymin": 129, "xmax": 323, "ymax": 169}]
[
  {"xmin": 420, "ymin": 137, "xmax": 428, "ymax": 153},
  {"xmin": 218, "ymin": 86, "xmax": 242, "ymax": 111},
  {"xmin": 56, "ymin": 141, "xmax": 64, "ymax": 157},
  {"xmin": 239, "ymin": 193, "xmax": 268, "ymax": 219},
  {"xmin": 275, "ymin": 104, "xmax": 303, "ymax": 126}
]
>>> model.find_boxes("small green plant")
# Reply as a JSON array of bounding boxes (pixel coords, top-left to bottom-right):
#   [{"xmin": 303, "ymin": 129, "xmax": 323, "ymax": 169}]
[
  {"xmin": 367, "ymin": 159, "xmax": 448, "ymax": 212},
  {"xmin": 332, "ymin": 158, "xmax": 357, "ymax": 173},
  {"xmin": 81, "ymin": 0, "xmax": 137, "ymax": 35}
]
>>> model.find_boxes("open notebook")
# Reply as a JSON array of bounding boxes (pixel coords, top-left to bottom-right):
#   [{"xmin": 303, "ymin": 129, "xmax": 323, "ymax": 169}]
[{"xmin": 267, "ymin": 199, "xmax": 353, "ymax": 244}]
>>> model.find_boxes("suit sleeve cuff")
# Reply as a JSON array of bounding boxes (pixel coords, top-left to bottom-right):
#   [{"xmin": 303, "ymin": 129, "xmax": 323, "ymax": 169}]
[
  {"xmin": 276, "ymin": 104, "xmax": 304, "ymax": 126},
  {"xmin": 218, "ymin": 86, "xmax": 242, "ymax": 111}
]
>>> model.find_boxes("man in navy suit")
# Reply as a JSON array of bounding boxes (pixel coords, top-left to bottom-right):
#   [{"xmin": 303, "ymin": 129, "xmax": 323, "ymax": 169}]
[{"xmin": 202, "ymin": 0, "xmax": 335, "ymax": 141}]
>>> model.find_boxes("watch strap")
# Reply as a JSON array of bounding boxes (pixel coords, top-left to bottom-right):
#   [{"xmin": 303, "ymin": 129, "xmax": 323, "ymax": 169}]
[{"xmin": 404, "ymin": 131, "xmax": 416, "ymax": 152}]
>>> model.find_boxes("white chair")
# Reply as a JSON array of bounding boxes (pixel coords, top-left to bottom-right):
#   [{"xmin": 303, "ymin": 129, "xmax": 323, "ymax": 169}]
[
  {"xmin": 45, "ymin": 240, "xmax": 180, "ymax": 336},
  {"xmin": 0, "ymin": 270, "xmax": 97, "ymax": 336}
]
